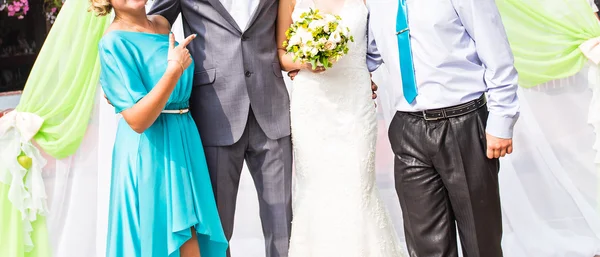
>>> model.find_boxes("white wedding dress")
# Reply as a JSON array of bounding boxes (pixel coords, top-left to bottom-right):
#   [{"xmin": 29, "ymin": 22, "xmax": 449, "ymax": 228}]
[{"xmin": 288, "ymin": 0, "xmax": 406, "ymax": 256}]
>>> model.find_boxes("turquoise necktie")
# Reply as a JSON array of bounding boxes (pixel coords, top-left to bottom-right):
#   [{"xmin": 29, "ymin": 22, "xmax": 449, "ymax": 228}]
[{"xmin": 396, "ymin": 0, "xmax": 418, "ymax": 103}]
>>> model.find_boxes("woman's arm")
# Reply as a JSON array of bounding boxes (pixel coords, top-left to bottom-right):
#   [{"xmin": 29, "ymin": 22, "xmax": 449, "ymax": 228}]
[
  {"xmin": 121, "ymin": 33, "xmax": 195, "ymax": 133},
  {"xmin": 277, "ymin": 0, "xmax": 307, "ymax": 72},
  {"xmin": 147, "ymin": 0, "xmax": 181, "ymax": 25}
]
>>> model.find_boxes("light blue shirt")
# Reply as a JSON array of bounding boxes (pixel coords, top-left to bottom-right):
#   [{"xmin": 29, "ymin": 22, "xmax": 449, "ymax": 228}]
[{"xmin": 366, "ymin": 0, "xmax": 520, "ymax": 139}]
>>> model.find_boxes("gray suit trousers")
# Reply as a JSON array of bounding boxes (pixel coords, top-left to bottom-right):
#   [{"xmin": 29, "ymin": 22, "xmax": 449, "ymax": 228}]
[{"xmin": 203, "ymin": 110, "xmax": 293, "ymax": 257}]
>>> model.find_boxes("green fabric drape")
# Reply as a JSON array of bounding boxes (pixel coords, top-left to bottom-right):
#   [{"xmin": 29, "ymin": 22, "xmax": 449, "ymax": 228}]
[
  {"xmin": 0, "ymin": 183, "xmax": 50, "ymax": 257},
  {"xmin": 496, "ymin": 0, "xmax": 600, "ymax": 87},
  {"xmin": 15, "ymin": 0, "xmax": 110, "ymax": 158}
]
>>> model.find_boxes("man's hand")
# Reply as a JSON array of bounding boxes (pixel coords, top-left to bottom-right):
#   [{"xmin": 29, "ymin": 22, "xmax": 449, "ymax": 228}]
[
  {"xmin": 370, "ymin": 74, "xmax": 378, "ymax": 100},
  {"xmin": 486, "ymin": 133, "xmax": 513, "ymax": 159},
  {"xmin": 104, "ymin": 94, "xmax": 113, "ymax": 106},
  {"xmin": 287, "ymin": 70, "xmax": 299, "ymax": 80}
]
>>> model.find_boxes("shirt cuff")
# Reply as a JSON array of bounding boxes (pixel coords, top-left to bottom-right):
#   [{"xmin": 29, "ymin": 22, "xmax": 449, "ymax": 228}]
[
  {"xmin": 367, "ymin": 59, "xmax": 382, "ymax": 72},
  {"xmin": 485, "ymin": 112, "xmax": 519, "ymax": 139}
]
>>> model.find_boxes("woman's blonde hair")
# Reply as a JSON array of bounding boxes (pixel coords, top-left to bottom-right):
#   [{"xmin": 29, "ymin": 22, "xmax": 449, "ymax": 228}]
[{"xmin": 88, "ymin": 0, "xmax": 112, "ymax": 16}]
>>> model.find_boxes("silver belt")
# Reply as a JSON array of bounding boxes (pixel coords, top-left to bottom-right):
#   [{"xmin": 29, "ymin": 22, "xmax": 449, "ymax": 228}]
[{"xmin": 161, "ymin": 108, "xmax": 189, "ymax": 114}]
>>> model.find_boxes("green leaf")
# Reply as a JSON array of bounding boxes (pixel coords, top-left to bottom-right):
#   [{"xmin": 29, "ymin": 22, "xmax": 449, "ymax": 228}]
[{"xmin": 322, "ymin": 57, "xmax": 330, "ymax": 68}]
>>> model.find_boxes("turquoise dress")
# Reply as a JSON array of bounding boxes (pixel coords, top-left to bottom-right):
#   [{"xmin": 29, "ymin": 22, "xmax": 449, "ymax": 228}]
[{"xmin": 98, "ymin": 31, "xmax": 228, "ymax": 257}]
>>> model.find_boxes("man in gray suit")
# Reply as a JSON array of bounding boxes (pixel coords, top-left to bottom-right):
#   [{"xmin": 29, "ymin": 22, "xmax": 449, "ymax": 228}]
[{"xmin": 147, "ymin": 1, "xmax": 292, "ymax": 256}]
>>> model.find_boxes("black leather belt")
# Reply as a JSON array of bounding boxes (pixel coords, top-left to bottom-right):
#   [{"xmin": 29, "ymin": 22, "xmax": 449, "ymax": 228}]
[{"xmin": 405, "ymin": 94, "xmax": 487, "ymax": 121}]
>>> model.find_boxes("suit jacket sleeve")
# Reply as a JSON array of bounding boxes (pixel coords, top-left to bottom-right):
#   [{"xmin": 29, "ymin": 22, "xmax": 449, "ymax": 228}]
[{"xmin": 147, "ymin": 0, "xmax": 181, "ymax": 25}]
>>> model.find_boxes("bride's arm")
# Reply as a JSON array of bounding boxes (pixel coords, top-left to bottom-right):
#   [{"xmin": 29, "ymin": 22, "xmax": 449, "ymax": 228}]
[{"xmin": 277, "ymin": 0, "xmax": 306, "ymax": 72}]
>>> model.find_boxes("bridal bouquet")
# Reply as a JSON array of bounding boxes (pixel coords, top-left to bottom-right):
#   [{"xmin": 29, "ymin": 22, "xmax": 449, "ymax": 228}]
[{"xmin": 283, "ymin": 9, "xmax": 353, "ymax": 70}]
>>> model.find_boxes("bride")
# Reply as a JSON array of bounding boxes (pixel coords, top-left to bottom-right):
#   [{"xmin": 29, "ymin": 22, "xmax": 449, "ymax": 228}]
[{"xmin": 276, "ymin": 0, "xmax": 405, "ymax": 256}]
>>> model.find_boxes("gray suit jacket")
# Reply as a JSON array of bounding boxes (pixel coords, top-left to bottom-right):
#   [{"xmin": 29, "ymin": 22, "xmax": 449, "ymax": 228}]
[{"xmin": 149, "ymin": 0, "xmax": 291, "ymax": 146}]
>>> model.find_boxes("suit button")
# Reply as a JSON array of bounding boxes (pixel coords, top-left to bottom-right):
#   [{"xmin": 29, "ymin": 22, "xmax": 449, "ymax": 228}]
[
  {"xmin": 242, "ymin": 36, "xmax": 249, "ymax": 41},
  {"xmin": 245, "ymin": 71, "xmax": 252, "ymax": 77}
]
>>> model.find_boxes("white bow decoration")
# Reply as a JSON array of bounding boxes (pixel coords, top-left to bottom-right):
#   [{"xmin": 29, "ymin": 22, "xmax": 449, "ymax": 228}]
[
  {"xmin": 580, "ymin": 37, "xmax": 600, "ymax": 65},
  {"xmin": 0, "ymin": 110, "xmax": 48, "ymax": 251}
]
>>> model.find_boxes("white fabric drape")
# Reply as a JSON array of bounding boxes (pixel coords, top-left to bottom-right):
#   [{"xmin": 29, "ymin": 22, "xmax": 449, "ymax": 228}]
[
  {"xmin": 42, "ymin": 88, "xmax": 114, "ymax": 257},
  {"xmin": 39, "ymin": 2, "xmax": 600, "ymax": 257},
  {"xmin": 497, "ymin": 66, "xmax": 600, "ymax": 256}
]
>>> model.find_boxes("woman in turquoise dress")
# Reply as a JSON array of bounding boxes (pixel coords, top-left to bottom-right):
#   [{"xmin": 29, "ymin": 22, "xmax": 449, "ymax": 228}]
[{"xmin": 92, "ymin": 0, "xmax": 228, "ymax": 255}]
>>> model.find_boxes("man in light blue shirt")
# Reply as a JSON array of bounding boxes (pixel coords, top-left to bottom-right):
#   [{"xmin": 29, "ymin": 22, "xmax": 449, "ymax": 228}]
[{"xmin": 367, "ymin": 0, "xmax": 519, "ymax": 256}]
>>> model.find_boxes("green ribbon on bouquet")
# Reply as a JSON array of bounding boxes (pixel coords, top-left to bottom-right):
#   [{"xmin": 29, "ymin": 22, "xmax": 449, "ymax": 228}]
[
  {"xmin": 16, "ymin": 0, "xmax": 110, "ymax": 158},
  {"xmin": 496, "ymin": 0, "xmax": 600, "ymax": 88}
]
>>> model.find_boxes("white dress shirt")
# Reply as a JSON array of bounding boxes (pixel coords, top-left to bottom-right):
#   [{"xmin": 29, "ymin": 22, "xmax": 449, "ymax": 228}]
[
  {"xmin": 367, "ymin": 0, "xmax": 520, "ymax": 139},
  {"xmin": 219, "ymin": 0, "xmax": 260, "ymax": 31}
]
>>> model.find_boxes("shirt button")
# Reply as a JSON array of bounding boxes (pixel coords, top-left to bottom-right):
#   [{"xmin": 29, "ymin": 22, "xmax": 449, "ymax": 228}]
[{"xmin": 245, "ymin": 71, "xmax": 252, "ymax": 77}]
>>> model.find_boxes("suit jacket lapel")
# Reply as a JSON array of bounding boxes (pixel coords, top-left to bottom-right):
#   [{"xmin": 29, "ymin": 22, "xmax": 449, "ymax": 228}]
[
  {"xmin": 246, "ymin": 0, "xmax": 268, "ymax": 31},
  {"xmin": 206, "ymin": 0, "xmax": 243, "ymax": 34}
]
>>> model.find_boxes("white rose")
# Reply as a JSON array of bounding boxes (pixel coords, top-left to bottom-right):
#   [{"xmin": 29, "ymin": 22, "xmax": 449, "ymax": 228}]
[
  {"xmin": 300, "ymin": 44, "xmax": 311, "ymax": 54},
  {"xmin": 310, "ymin": 47, "xmax": 319, "ymax": 56},
  {"xmin": 308, "ymin": 20, "xmax": 326, "ymax": 30},
  {"xmin": 288, "ymin": 34, "xmax": 301, "ymax": 47},
  {"xmin": 317, "ymin": 37, "xmax": 327, "ymax": 45},
  {"xmin": 329, "ymin": 32, "xmax": 342, "ymax": 43},
  {"xmin": 324, "ymin": 40, "xmax": 336, "ymax": 50},
  {"xmin": 335, "ymin": 24, "xmax": 345, "ymax": 34},
  {"xmin": 296, "ymin": 27, "xmax": 314, "ymax": 44}
]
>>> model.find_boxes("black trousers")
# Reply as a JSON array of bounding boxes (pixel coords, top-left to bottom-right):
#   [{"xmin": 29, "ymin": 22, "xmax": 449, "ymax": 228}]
[{"xmin": 388, "ymin": 106, "xmax": 502, "ymax": 257}]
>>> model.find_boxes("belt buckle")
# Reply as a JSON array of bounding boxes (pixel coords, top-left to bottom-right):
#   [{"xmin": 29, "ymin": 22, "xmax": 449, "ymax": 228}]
[{"xmin": 422, "ymin": 109, "xmax": 446, "ymax": 121}]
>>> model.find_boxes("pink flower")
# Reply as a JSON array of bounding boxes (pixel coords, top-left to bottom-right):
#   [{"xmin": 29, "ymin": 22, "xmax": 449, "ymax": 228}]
[
  {"xmin": 51, "ymin": 7, "xmax": 56, "ymax": 12},
  {"xmin": 8, "ymin": 11, "xmax": 15, "ymax": 16},
  {"xmin": 7, "ymin": 5, "xmax": 13, "ymax": 11},
  {"xmin": 13, "ymin": 6, "xmax": 20, "ymax": 12},
  {"xmin": 23, "ymin": 6, "xmax": 29, "ymax": 12},
  {"xmin": 18, "ymin": 15, "xmax": 24, "ymax": 19}
]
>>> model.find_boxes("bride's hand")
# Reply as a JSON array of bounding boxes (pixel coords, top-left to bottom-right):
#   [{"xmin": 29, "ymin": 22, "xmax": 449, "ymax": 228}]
[{"xmin": 303, "ymin": 63, "xmax": 326, "ymax": 73}]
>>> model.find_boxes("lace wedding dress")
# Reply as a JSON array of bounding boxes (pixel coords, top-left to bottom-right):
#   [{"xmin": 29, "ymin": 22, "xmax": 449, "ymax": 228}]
[{"xmin": 288, "ymin": 0, "xmax": 405, "ymax": 256}]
